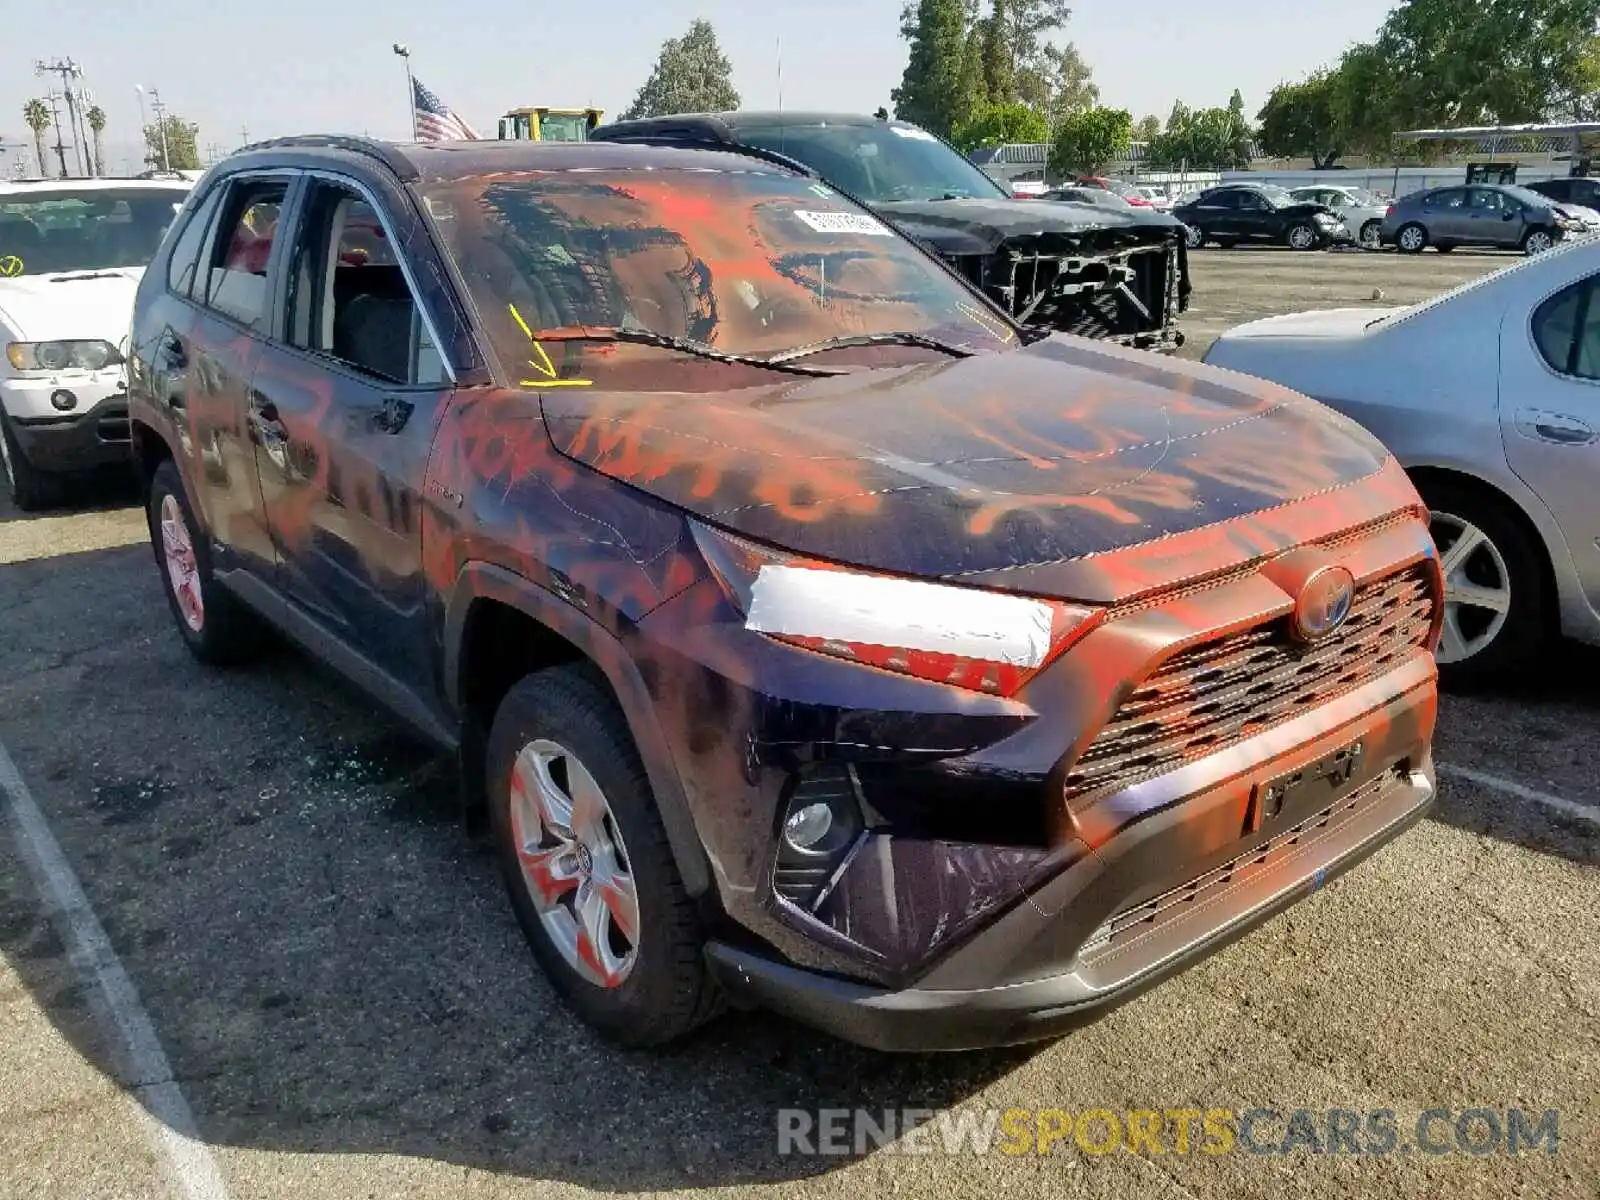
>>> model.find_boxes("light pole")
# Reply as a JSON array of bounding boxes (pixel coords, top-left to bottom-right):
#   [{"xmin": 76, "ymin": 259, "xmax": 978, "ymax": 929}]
[
  {"xmin": 393, "ymin": 43, "xmax": 416, "ymax": 140},
  {"xmin": 135, "ymin": 85, "xmax": 149, "ymax": 170},
  {"xmin": 148, "ymin": 88, "xmax": 171, "ymax": 172}
]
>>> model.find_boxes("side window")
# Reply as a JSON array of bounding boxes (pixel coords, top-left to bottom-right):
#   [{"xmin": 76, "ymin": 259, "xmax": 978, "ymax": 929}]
[
  {"xmin": 1432, "ymin": 189, "xmax": 1467, "ymax": 209},
  {"xmin": 283, "ymin": 181, "xmax": 446, "ymax": 387},
  {"xmin": 165, "ymin": 186, "xmax": 223, "ymax": 298},
  {"xmin": 203, "ymin": 180, "xmax": 289, "ymax": 329},
  {"xmin": 1532, "ymin": 278, "xmax": 1600, "ymax": 379},
  {"xmin": 1210, "ymin": 191, "xmax": 1239, "ymax": 210},
  {"xmin": 1238, "ymin": 192, "xmax": 1267, "ymax": 211}
]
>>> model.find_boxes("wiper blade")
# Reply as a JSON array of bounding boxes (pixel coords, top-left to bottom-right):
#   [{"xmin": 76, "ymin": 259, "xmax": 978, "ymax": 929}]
[
  {"xmin": 527, "ymin": 324, "xmax": 845, "ymax": 377},
  {"xmin": 763, "ymin": 331, "xmax": 978, "ymax": 365}
]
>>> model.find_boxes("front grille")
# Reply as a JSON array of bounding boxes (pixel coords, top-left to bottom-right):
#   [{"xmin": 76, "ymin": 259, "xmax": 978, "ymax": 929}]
[
  {"xmin": 1078, "ymin": 766, "xmax": 1402, "ymax": 963},
  {"xmin": 1063, "ymin": 565, "xmax": 1434, "ymax": 807}
]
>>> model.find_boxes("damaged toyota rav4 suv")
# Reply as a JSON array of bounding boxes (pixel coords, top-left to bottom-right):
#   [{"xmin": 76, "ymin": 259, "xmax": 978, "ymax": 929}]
[{"xmin": 129, "ymin": 136, "xmax": 1441, "ymax": 1052}]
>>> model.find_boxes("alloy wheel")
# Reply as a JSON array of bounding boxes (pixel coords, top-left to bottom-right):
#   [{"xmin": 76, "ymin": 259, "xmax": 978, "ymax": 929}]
[
  {"xmin": 508, "ymin": 738, "xmax": 640, "ymax": 989},
  {"xmin": 1526, "ymin": 231, "xmax": 1553, "ymax": 254},
  {"xmin": 1288, "ymin": 224, "xmax": 1317, "ymax": 250},
  {"xmin": 1360, "ymin": 221, "xmax": 1382, "ymax": 249},
  {"xmin": 1398, "ymin": 226, "xmax": 1425, "ymax": 251},
  {"xmin": 1185, "ymin": 224, "xmax": 1203, "ymax": 248},
  {"xmin": 1429, "ymin": 510, "xmax": 1512, "ymax": 664},
  {"xmin": 159, "ymin": 494, "xmax": 205, "ymax": 633}
]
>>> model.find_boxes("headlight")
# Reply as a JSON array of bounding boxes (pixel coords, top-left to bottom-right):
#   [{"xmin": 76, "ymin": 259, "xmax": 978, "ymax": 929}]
[
  {"xmin": 1313, "ymin": 212, "xmax": 1338, "ymax": 226},
  {"xmin": 690, "ymin": 521, "xmax": 1102, "ymax": 697},
  {"xmin": 5, "ymin": 339, "xmax": 125, "ymax": 372}
]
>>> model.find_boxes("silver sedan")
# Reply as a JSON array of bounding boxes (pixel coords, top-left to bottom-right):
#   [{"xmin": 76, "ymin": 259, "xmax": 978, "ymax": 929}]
[{"xmin": 1202, "ymin": 240, "xmax": 1600, "ymax": 685}]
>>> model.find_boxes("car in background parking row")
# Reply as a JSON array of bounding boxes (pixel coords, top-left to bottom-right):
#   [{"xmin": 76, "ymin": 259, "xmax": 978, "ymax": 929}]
[
  {"xmin": 589, "ymin": 112, "xmax": 1193, "ymax": 350},
  {"xmin": 1173, "ymin": 183, "xmax": 1352, "ymax": 251},
  {"xmin": 1380, "ymin": 184, "xmax": 1583, "ymax": 255},
  {"xmin": 1289, "ymin": 184, "xmax": 1389, "ymax": 249},
  {"xmin": 0, "ymin": 177, "xmax": 193, "ymax": 509},
  {"xmin": 1205, "ymin": 237, "xmax": 1600, "ymax": 683}
]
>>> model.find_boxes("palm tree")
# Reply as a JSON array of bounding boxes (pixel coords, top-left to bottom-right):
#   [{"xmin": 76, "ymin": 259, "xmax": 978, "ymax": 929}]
[
  {"xmin": 23, "ymin": 99, "xmax": 51, "ymax": 177},
  {"xmin": 86, "ymin": 105, "xmax": 107, "ymax": 177}
]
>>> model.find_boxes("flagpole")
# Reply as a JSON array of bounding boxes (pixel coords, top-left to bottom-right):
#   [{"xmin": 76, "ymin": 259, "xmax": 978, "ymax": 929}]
[{"xmin": 393, "ymin": 43, "xmax": 416, "ymax": 140}]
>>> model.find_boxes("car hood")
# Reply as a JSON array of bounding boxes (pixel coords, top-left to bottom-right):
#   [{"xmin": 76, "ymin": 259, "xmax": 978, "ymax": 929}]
[
  {"xmin": 0, "ymin": 267, "xmax": 144, "ymax": 341},
  {"xmin": 1208, "ymin": 306, "xmax": 1405, "ymax": 342},
  {"xmin": 872, "ymin": 197, "xmax": 1184, "ymax": 255},
  {"xmin": 542, "ymin": 335, "xmax": 1391, "ymax": 598}
]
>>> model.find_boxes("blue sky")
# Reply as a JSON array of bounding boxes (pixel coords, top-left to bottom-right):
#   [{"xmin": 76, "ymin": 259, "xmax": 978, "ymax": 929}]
[{"xmin": 3, "ymin": 0, "xmax": 1396, "ymax": 174}]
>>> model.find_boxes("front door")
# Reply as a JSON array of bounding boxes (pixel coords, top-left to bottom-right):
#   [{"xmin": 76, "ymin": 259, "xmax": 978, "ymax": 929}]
[
  {"xmin": 249, "ymin": 176, "xmax": 455, "ymax": 688},
  {"xmin": 1424, "ymin": 188, "xmax": 1471, "ymax": 242},
  {"xmin": 1466, "ymin": 188, "xmax": 1523, "ymax": 248},
  {"xmin": 1500, "ymin": 268, "xmax": 1600, "ymax": 613},
  {"xmin": 176, "ymin": 175, "xmax": 294, "ymax": 577}
]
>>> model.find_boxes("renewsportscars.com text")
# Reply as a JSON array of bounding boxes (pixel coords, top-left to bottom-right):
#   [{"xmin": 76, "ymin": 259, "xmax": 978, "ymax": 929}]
[{"xmin": 776, "ymin": 1106, "xmax": 1561, "ymax": 1157}]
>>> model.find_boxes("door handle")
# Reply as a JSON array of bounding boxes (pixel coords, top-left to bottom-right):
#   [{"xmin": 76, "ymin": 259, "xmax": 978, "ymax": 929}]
[{"xmin": 1515, "ymin": 407, "xmax": 1595, "ymax": 445}]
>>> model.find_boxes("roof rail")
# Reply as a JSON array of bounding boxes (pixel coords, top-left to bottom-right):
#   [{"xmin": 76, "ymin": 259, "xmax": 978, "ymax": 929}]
[
  {"xmin": 230, "ymin": 134, "xmax": 418, "ymax": 180},
  {"xmin": 595, "ymin": 133, "xmax": 818, "ymax": 179}
]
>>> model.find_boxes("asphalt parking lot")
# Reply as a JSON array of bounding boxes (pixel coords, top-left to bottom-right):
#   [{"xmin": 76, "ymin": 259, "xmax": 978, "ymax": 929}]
[{"xmin": 1, "ymin": 248, "xmax": 1596, "ymax": 1200}]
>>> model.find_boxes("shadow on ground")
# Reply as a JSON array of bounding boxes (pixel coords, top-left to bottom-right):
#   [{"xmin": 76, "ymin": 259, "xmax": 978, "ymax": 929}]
[{"xmin": 0, "ymin": 542, "xmax": 1032, "ymax": 1190}]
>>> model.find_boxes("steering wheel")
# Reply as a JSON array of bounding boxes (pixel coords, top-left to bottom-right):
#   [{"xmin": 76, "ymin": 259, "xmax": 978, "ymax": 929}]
[{"xmin": 0, "ymin": 256, "xmax": 23, "ymax": 278}]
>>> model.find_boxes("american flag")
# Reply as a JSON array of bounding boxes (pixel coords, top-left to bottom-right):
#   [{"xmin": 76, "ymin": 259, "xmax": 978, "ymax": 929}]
[{"xmin": 412, "ymin": 76, "xmax": 480, "ymax": 142}]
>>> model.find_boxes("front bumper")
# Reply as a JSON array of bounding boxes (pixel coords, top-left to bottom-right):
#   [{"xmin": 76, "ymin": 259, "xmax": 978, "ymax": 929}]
[
  {"xmin": 3, "ymin": 382, "xmax": 133, "ymax": 472},
  {"xmin": 708, "ymin": 726, "xmax": 1436, "ymax": 1053}
]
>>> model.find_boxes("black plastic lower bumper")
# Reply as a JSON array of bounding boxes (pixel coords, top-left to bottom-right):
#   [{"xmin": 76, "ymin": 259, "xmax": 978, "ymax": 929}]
[
  {"xmin": 706, "ymin": 762, "xmax": 1435, "ymax": 1053},
  {"xmin": 11, "ymin": 393, "xmax": 133, "ymax": 473}
]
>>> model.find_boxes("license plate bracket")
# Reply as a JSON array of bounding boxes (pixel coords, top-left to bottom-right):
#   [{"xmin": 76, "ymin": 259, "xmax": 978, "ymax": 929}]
[{"xmin": 1245, "ymin": 741, "xmax": 1363, "ymax": 834}]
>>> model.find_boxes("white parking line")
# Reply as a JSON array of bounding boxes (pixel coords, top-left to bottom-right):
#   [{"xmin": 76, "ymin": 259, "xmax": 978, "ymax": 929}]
[
  {"xmin": 0, "ymin": 741, "xmax": 232, "ymax": 1200},
  {"xmin": 1438, "ymin": 762, "xmax": 1600, "ymax": 827}
]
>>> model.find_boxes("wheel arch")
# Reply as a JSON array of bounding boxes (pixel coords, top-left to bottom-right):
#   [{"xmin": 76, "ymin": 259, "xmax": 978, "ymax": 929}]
[
  {"xmin": 442, "ymin": 562, "xmax": 713, "ymax": 897},
  {"xmin": 131, "ymin": 418, "xmax": 174, "ymax": 504}
]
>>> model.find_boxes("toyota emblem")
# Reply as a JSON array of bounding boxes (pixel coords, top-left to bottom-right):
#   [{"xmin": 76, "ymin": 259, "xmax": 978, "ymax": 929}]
[{"xmin": 1291, "ymin": 566, "xmax": 1355, "ymax": 642}]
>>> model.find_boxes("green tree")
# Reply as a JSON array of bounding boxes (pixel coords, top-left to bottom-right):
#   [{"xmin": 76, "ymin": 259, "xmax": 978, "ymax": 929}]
[
  {"xmin": 86, "ymin": 105, "xmax": 106, "ymax": 177},
  {"xmin": 958, "ymin": 24, "xmax": 990, "ymax": 115},
  {"xmin": 144, "ymin": 114, "xmax": 201, "ymax": 171},
  {"xmin": 979, "ymin": 0, "xmax": 1014, "ymax": 101},
  {"xmin": 619, "ymin": 18, "xmax": 740, "ymax": 120},
  {"xmin": 1036, "ymin": 41, "xmax": 1099, "ymax": 127},
  {"xmin": 1048, "ymin": 105, "xmax": 1131, "ymax": 175},
  {"xmin": 892, "ymin": 0, "xmax": 972, "ymax": 136},
  {"xmin": 22, "ymin": 99, "xmax": 53, "ymax": 178},
  {"xmin": 1145, "ymin": 102, "xmax": 1247, "ymax": 169},
  {"xmin": 1134, "ymin": 113, "xmax": 1162, "ymax": 144},
  {"xmin": 952, "ymin": 101, "xmax": 1049, "ymax": 152},
  {"xmin": 1226, "ymin": 88, "xmax": 1253, "ymax": 163},
  {"xmin": 1372, "ymin": 0, "xmax": 1600, "ymax": 127}
]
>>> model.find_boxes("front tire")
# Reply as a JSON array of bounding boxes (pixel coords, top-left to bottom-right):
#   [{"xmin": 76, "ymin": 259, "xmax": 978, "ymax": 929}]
[
  {"xmin": 1417, "ymin": 479, "xmax": 1549, "ymax": 688},
  {"xmin": 0, "ymin": 409, "xmax": 59, "ymax": 511},
  {"xmin": 1359, "ymin": 220, "xmax": 1383, "ymax": 249},
  {"xmin": 487, "ymin": 664, "xmax": 721, "ymax": 1047},
  {"xmin": 1396, "ymin": 223, "xmax": 1428, "ymax": 253},
  {"xmin": 146, "ymin": 459, "xmax": 266, "ymax": 664},
  {"xmin": 1286, "ymin": 222, "xmax": 1319, "ymax": 250},
  {"xmin": 1523, "ymin": 228, "xmax": 1555, "ymax": 255},
  {"xmin": 1184, "ymin": 223, "xmax": 1204, "ymax": 249}
]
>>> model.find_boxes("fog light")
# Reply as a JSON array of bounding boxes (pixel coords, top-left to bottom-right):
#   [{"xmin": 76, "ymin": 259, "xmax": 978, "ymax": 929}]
[
  {"xmin": 50, "ymin": 389, "xmax": 77, "ymax": 412},
  {"xmin": 783, "ymin": 802, "xmax": 833, "ymax": 851}
]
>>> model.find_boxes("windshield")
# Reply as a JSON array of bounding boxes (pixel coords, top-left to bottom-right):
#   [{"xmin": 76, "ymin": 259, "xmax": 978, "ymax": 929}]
[
  {"xmin": 1258, "ymin": 184, "xmax": 1296, "ymax": 206},
  {"xmin": 419, "ymin": 166, "xmax": 1015, "ymax": 374},
  {"xmin": 0, "ymin": 186, "xmax": 190, "ymax": 277},
  {"xmin": 540, "ymin": 114, "xmax": 590, "ymax": 143},
  {"xmin": 727, "ymin": 122, "xmax": 1008, "ymax": 203}
]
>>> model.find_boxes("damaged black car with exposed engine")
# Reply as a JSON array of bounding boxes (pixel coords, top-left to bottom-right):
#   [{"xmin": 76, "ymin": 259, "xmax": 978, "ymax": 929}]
[{"xmin": 587, "ymin": 110, "xmax": 1193, "ymax": 351}]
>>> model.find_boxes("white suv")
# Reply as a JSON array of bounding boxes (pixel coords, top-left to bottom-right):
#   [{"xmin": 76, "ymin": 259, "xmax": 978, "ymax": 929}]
[{"xmin": 0, "ymin": 177, "xmax": 192, "ymax": 509}]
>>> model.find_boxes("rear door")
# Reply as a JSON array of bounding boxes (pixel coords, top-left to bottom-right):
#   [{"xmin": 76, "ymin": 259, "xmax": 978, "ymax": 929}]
[
  {"xmin": 1467, "ymin": 188, "xmax": 1523, "ymax": 247},
  {"xmin": 248, "ymin": 172, "xmax": 456, "ymax": 689},
  {"xmin": 1423, "ymin": 188, "xmax": 1471, "ymax": 242},
  {"xmin": 1500, "ymin": 268, "xmax": 1600, "ymax": 611}
]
